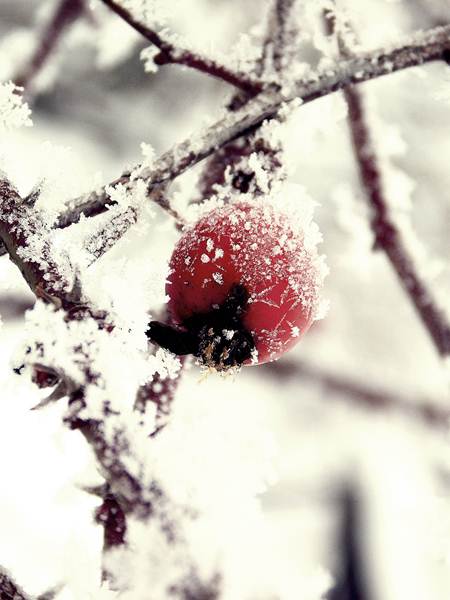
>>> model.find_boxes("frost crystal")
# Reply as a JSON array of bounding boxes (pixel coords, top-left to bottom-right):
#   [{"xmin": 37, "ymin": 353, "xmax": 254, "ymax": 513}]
[{"xmin": 0, "ymin": 82, "xmax": 32, "ymax": 131}]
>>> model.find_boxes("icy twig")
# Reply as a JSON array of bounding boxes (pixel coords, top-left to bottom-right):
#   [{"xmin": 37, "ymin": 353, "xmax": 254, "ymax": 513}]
[
  {"xmin": 13, "ymin": 0, "xmax": 86, "ymax": 91},
  {"xmin": 56, "ymin": 175, "xmax": 181, "ymax": 229},
  {"xmin": 100, "ymin": 0, "xmax": 262, "ymax": 94},
  {"xmin": 57, "ymin": 23, "xmax": 450, "ymax": 228},
  {"xmin": 326, "ymin": 7, "xmax": 450, "ymax": 357},
  {"xmin": 263, "ymin": 360, "xmax": 450, "ymax": 430},
  {"xmin": 84, "ymin": 206, "xmax": 138, "ymax": 262}
]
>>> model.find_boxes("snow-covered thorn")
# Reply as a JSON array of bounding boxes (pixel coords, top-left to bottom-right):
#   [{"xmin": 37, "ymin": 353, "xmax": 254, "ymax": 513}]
[
  {"xmin": 30, "ymin": 382, "xmax": 68, "ymax": 411},
  {"xmin": 23, "ymin": 181, "xmax": 43, "ymax": 206}
]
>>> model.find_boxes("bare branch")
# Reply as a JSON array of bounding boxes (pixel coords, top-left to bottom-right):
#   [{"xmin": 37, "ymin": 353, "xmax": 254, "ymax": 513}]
[
  {"xmin": 325, "ymin": 7, "xmax": 450, "ymax": 357},
  {"xmin": 57, "ymin": 23, "xmax": 450, "ymax": 228},
  {"xmin": 343, "ymin": 86, "xmax": 450, "ymax": 356},
  {"xmin": 265, "ymin": 0, "xmax": 298, "ymax": 73},
  {"xmin": 263, "ymin": 360, "xmax": 450, "ymax": 430},
  {"xmin": 99, "ymin": 0, "xmax": 262, "ymax": 95},
  {"xmin": 14, "ymin": 0, "xmax": 86, "ymax": 91}
]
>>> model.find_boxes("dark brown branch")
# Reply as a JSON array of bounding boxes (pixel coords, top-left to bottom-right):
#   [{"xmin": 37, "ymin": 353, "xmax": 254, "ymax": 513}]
[
  {"xmin": 344, "ymin": 86, "xmax": 450, "ymax": 356},
  {"xmin": 263, "ymin": 360, "xmax": 450, "ymax": 430},
  {"xmin": 56, "ymin": 23, "xmax": 450, "ymax": 228},
  {"xmin": 327, "ymin": 488, "xmax": 372, "ymax": 600},
  {"xmin": 14, "ymin": 0, "xmax": 86, "ymax": 91},
  {"xmin": 324, "ymin": 9, "xmax": 450, "ymax": 357},
  {"xmin": 267, "ymin": 0, "xmax": 298, "ymax": 72},
  {"xmin": 99, "ymin": 0, "xmax": 262, "ymax": 95}
]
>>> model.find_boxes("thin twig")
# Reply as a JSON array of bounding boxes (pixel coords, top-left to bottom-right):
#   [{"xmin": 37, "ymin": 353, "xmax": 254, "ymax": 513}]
[
  {"xmin": 327, "ymin": 488, "xmax": 372, "ymax": 600},
  {"xmin": 56, "ymin": 23, "xmax": 450, "ymax": 228},
  {"xmin": 99, "ymin": 0, "xmax": 262, "ymax": 95},
  {"xmin": 344, "ymin": 87, "xmax": 450, "ymax": 356},
  {"xmin": 267, "ymin": 0, "xmax": 298, "ymax": 73},
  {"xmin": 263, "ymin": 360, "xmax": 450, "ymax": 430},
  {"xmin": 14, "ymin": 0, "xmax": 86, "ymax": 91},
  {"xmin": 325, "ymin": 7, "xmax": 450, "ymax": 357}
]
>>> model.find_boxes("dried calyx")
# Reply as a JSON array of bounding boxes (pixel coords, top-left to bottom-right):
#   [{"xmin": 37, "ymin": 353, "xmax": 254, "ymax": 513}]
[{"xmin": 147, "ymin": 284, "xmax": 255, "ymax": 371}]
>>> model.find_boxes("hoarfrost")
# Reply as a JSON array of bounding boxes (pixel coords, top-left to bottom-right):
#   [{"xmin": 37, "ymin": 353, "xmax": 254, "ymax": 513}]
[{"xmin": 0, "ymin": 82, "xmax": 32, "ymax": 131}]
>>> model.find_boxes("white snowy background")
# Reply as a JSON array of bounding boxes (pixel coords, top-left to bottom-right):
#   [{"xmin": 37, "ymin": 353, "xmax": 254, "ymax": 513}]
[{"xmin": 0, "ymin": 0, "xmax": 450, "ymax": 599}]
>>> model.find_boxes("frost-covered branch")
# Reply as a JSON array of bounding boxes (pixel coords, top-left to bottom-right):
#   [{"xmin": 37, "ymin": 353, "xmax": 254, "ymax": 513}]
[
  {"xmin": 99, "ymin": 0, "xmax": 262, "ymax": 94},
  {"xmin": 57, "ymin": 23, "xmax": 450, "ymax": 228},
  {"xmin": 13, "ymin": 0, "xmax": 86, "ymax": 92},
  {"xmin": 264, "ymin": 360, "xmax": 450, "ymax": 430},
  {"xmin": 0, "ymin": 177, "xmax": 77, "ymax": 307}
]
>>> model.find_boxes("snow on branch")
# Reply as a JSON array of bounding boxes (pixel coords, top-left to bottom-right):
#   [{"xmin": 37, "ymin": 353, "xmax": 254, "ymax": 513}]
[
  {"xmin": 0, "ymin": 174, "xmax": 218, "ymax": 596},
  {"xmin": 56, "ymin": 23, "xmax": 450, "ymax": 229},
  {"xmin": 0, "ymin": 82, "xmax": 32, "ymax": 131},
  {"xmin": 99, "ymin": 0, "xmax": 262, "ymax": 94},
  {"xmin": 0, "ymin": 177, "xmax": 76, "ymax": 307}
]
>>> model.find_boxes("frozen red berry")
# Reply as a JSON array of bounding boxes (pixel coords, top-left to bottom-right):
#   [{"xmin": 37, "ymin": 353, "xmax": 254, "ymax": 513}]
[{"xmin": 147, "ymin": 199, "xmax": 325, "ymax": 370}]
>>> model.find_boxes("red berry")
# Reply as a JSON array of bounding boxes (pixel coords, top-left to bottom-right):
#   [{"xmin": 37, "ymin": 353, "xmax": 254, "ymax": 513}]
[{"xmin": 157, "ymin": 199, "xmax": 324, "ymax": 369}]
